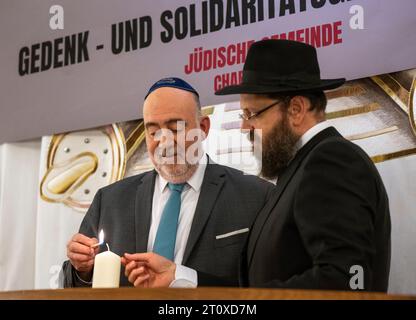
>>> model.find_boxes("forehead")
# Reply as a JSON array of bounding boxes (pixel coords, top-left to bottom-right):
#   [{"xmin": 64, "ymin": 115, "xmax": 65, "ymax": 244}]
[
  {"xmin": 240, "ymin": 93, "xmax": 273, "ymax": 108},
  {"xmin": 143, "ymin": 87, "xmax": 197, "ymax": 121}
]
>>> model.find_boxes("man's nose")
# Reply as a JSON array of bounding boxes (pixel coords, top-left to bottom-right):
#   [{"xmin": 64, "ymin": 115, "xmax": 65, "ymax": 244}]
[
  {"xmin": 159, "ymin": 135, "xmax": 167, "ymax": 144},
  {"xmin": 158, "ymin": 131, "xmax": 177, "ymax": 144},
  {"xmin": 240, "ymin": 118, "xmax": 252, "ymax": 131}
]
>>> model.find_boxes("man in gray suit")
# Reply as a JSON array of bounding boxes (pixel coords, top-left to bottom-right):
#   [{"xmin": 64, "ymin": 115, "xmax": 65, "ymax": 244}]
[{"xmin": 62, "ymin": 77, "xmax": 273, "ymax": 287}]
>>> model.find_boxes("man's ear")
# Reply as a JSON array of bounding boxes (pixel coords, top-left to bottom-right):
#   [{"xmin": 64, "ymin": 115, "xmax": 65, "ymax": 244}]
[
  {"xmin": 199, "ymin": 116, "xmax": 210, "ymax": 140},
  {"xmin": 287, "ymin": 96, "xmax": 309, "ymax": 127}
]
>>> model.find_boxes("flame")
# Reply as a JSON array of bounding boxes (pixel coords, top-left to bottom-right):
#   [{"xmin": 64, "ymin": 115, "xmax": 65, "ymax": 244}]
[{"xmin": 98, "ymin": 229, "xmax": 104, "ymax": 244}]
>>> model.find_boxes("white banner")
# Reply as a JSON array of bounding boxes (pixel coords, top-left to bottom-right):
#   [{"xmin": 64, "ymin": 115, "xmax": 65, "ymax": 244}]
[{"xmin": 1, "ymin": 0, "xmax": 416, "ymax": 143}]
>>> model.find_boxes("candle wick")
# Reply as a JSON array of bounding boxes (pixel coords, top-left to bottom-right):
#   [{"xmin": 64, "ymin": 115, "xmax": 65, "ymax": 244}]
[{"xmin": 106, "ymin": 243, "xmax": 110, "ymax": 251}]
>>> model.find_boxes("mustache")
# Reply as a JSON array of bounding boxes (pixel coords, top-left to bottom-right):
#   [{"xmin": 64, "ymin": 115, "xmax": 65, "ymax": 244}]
[
  {"xmin": 154, "ymin": 144, "xmax": 187, "ymax": 165},
  {"xmin": 247, "ymin": 129, "xmax": 259, "ymax": 143},
  {"xmin": 156, "ymin": 144, "xmax": 185, "ymax": 156}
]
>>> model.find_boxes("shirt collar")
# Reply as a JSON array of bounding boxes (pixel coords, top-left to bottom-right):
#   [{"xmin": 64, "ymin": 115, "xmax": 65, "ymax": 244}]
[
  {"xmin": 157, "ymin": 152, "xmax": 207, "ymax": 193},
  {"xmin": 295, "ymin": 121, "xmax": 331, "ymax": 152}
]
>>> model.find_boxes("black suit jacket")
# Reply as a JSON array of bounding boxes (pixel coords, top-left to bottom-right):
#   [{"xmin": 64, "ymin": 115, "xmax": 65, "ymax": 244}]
[
  {"xmin": 242, "ymin": 127, "xmax": 391, "ymax": 292},
  {"xmin": 62, "ymin": 161, "xmax": 273, "ymax": 287}
]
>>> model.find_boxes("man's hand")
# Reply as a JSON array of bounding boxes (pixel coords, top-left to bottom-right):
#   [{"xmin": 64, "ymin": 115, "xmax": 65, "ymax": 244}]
[
  {"xmin": 66, "ymin": 233, "xmax": 99, "ymax": 280},
  {"xmin": 121, "ymin": 252, "xmax": 176, "ymax": 288}
]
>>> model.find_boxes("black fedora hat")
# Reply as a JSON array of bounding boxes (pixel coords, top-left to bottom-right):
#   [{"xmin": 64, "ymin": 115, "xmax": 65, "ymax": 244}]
[{"xmin": 215, "ymin": 39, "xmax": 345, "ymax": 95}]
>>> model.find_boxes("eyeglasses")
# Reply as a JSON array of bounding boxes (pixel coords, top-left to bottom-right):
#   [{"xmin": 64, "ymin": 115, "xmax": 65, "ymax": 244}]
[{"xmin": 239, "ymin": 100, "xmax": 283, "ymax": 121}]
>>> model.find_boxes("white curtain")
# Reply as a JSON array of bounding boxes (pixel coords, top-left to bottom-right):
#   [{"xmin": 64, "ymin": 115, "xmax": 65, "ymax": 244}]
[
  {"xmin": 34, "ymin": 137, "xmax": 85, "ymax": 289},
  {"xmin": 0, "ymin": 140, "xmax": 41, "ymax": 291},
  {"xmin": 376, "ymin": 155, "xmax": 416, "ymax": 295}
]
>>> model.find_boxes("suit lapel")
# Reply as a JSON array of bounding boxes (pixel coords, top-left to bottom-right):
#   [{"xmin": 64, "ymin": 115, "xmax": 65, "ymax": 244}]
[
  {"xmin": 246, "ymin": 127, "xmax": 341, "ymax": 267},
  {"xmin": 134, "ymin": 170, "xmax": 156, "ymax": 253},
  {"xmin": 246, "ymin": 156, "xmax": 302, "ymax": 267},
  {"xmin": 182, "ymin": 163, "xmax": 225, "ymax": 264}
]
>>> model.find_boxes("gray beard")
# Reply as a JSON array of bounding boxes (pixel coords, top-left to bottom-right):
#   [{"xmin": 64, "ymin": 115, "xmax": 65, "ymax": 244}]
[{"xmin": 155, "ymin": 162, "xmax": 197, "ymax": 184}]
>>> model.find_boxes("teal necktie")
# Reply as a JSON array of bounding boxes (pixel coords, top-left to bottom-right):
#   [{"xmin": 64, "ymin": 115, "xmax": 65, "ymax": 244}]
[{"xmin": 153, "ymin": 183, "xmax": 186, "ymax": 260}]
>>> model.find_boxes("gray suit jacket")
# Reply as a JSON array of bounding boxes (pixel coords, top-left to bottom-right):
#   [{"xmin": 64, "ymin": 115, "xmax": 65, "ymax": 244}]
[{"xmin": 62, "ymin": 161, "xmax": 273, "ymax": 287}]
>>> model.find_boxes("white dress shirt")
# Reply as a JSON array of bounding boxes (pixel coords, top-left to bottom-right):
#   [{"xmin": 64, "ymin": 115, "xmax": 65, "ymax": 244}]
[
  {"xmin": 295, "ymin": 120, "xmax": 331, "ymax": 151},
  {"xmin": 149, "ymin": 154, "xmax": 207, "ymax": 288}
]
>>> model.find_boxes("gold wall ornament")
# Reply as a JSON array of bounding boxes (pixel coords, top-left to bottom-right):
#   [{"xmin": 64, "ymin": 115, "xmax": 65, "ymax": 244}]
[
  {"xmin": 371, "ymin": 70, "xmax": 416, "ymax": 140},
  {"xmin": 46, "ymin": 153, "xmax": 98, "ymax": 194},
  {"xmin": 119, "ymin": 120, "xmax": 155, "ymax": 178},
  {"xmin": 40, "ymin": 125, "xmax": 126, "ymax": 212},
  {"xmin": 409, "ymin": 76, "xmax": 416, "ymax": 137},
  {"xmin": 41, "ymin": 152, "xmax": 98, "ymax": 200}
]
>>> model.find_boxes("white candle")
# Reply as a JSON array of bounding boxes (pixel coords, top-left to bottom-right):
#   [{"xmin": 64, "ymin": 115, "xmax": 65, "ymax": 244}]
[{"xmin": 92, "ymin": 243, "xmax": 121, "ymax": 288}]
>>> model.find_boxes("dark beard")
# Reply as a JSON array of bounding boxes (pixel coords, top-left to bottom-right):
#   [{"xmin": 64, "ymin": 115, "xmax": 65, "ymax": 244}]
[{"xmin": 260, "ymin": 115, "xmax": 299, "ymax": 180}]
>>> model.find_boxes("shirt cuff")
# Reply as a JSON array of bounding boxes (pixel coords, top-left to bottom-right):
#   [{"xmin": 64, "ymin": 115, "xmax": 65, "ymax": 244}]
[
  {"xmin": 169, "ymin": 265, "xmax": 198, "ymax": 288},
  {"xmin": 74, "ymin": 269, "xmax": 93, "ymax": 285}
]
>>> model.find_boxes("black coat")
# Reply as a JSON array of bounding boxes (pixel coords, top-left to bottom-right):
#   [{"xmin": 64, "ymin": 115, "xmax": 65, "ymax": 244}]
[{"xmin": 242, "ymin": 127, "xmax": 391, "ymax": 292}]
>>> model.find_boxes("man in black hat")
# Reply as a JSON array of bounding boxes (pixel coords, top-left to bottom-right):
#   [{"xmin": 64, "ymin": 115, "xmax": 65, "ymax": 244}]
[{"xmin": 215, "ymin": 39, "xmax": 391, "ymax": 291}]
